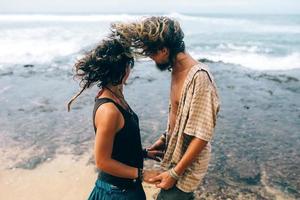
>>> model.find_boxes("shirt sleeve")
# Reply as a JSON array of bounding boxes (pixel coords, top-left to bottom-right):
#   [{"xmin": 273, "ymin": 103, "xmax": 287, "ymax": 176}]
[{"xmin": 183, "ymin": 71, "xmax": 219, "ymax": 142}]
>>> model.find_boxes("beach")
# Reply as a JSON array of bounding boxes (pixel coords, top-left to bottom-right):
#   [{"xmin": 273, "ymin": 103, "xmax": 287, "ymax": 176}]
[
  {"xmin": 1, "ymin": 60, "xmax": 299, "ymax": 199},
  {"xmin": 0, "ymin": 14, "xmax": 300, "ymax": 199},
  {"xmin": 0, "ymin": 151, "xmax": 160, "ymax": 200}
]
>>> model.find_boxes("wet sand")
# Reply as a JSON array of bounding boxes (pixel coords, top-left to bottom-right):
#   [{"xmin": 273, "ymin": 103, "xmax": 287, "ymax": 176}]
[{"xmin": 0, "ymin": 153, "xmax": 95, "ymax": 200}]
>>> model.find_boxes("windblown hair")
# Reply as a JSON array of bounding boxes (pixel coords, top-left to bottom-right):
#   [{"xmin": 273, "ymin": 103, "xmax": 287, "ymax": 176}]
[
  {"xmin": 111, "ymin": 16, "xmax": 185, "ymax": 60},
  {"xmin": 67, "ymin": 37, "xmax": 134, "ymax": 111}
]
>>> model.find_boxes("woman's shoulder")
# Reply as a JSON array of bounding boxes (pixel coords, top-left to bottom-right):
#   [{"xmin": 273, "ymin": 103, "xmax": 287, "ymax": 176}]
[
  {"xmin": 95, "ymin": 97, "xmax": 121, "ymax": 117},
  {"xmin": 94, "ymin": 100, "xmax": 124, "ymax": 132}
]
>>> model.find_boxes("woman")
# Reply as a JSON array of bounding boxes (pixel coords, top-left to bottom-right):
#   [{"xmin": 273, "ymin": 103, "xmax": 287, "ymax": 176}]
[{"xmin": 67, "ymin": 37, "xmax": 162, "ymax": 200}]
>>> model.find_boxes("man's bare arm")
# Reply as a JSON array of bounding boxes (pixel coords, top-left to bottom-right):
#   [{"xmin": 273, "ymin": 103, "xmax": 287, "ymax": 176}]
[
  {"xmin": 174, "ymin": 136, "xmax": 208, "ymax": 176},
  {"xmin": 149, "ymin": 136, "xmax": 208, "ymax": 189}
]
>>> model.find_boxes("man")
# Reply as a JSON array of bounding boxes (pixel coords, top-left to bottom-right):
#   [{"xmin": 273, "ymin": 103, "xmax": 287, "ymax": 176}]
[{"xmin": 111, "ymin": 16, "xmax": 220, "ymax": 200}]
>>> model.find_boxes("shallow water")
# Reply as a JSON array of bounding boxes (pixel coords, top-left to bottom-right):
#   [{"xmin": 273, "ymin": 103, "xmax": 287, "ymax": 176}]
[
  {"xmin": 0, "ymin": 61, "xmax": 169, "ymax": 169},
  {"xmin": 202, "ymin": 63, "xmax": 300, "ymax": 199}
]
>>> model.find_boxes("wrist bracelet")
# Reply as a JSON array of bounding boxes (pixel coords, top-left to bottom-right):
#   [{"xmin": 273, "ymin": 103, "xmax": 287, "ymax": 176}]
[
  {"xmin": 137, "ymin": 168, "xmax": 144, "ymax": 182},
  {"xmin": 168, "ymin": 168, "xmax": 180, "ymax": 180},
  {"xmin": 142, "ymin": 148, "xmax": 148, "ymax": 158}
]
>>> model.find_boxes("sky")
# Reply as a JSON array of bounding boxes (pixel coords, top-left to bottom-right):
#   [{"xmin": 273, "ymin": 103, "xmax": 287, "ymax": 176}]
[{"xmin": 1, "ymin": 0, "xmax": 300, "ymax": 14}]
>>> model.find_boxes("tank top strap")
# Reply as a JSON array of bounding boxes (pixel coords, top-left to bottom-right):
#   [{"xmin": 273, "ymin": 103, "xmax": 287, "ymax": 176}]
[{"xmin": 93, "ymin": 97, "xmax": 126, "ymax": 133}]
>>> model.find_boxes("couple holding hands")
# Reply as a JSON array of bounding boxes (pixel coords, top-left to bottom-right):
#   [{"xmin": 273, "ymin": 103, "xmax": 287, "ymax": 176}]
[{"xmin": 68, "ymin": 16, "xmax": 220, "ymax": 200}]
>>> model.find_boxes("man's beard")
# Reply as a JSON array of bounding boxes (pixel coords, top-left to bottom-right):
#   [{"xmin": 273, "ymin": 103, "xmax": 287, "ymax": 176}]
[{"xmin": 155, "ymin": 60, "xmax": 172, "ymax": 71}]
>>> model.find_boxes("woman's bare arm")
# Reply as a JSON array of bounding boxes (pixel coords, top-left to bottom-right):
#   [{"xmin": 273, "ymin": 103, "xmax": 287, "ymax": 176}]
[{"xmin": 94, "ymin": 103, "xmax": 138, "ymax": 179}]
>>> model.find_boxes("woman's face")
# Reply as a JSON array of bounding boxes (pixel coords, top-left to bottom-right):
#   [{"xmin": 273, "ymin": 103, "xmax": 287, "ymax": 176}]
[{"xmin": 122, "ymin": 66, "xmax": 131, "ymax": 85}]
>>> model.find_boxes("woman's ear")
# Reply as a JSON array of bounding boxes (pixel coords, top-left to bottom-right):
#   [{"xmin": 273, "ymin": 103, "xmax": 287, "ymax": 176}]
[{"xmin": 162, "ymin": 47, "xmax": 169, "ymax": 56}]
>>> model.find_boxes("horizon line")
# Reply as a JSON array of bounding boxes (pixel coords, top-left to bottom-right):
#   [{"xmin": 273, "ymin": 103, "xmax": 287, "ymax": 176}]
[{"xmin": 0, "ymin": 12, "xmax": 300, "ymax": 16}]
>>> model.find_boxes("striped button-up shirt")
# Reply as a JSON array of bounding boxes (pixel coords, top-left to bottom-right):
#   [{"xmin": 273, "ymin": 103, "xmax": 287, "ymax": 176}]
[{"xmin": 161, "ymin": 63, "xmax": 220, "ymax": 192}]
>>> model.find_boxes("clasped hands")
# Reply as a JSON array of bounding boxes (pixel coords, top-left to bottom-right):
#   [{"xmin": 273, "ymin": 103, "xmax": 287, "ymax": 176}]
[
  {"xmin": 143, "ymin": 169, "xmax": 177, "ymax": 190},
  {"xmin": 143, "ymin": 136, "xmax": 177, "ymax": 190}
]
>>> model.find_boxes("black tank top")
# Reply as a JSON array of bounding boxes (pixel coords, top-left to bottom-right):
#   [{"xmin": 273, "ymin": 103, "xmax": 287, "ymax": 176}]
[{"xmin": 92, "ymin": 97, "xmax": 144, "ymax": 188}]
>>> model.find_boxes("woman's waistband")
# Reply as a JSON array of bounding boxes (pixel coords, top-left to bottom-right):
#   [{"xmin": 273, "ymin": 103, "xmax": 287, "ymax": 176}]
[{"xmin": 98, "ymin": 171, "xmax": 141, "ymax": 189}]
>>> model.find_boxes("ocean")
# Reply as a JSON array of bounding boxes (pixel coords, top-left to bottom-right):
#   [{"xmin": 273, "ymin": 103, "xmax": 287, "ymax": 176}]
[{"xmin": 0, "ymin": 13, "xmax": 299, "ymax": 71}]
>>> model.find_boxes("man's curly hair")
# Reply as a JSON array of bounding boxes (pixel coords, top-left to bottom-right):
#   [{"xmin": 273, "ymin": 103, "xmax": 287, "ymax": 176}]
[
  {"xmin": 67, "ymin": 37, "xmax": 134, "ymax": 111},
  {"xmin": 111, "ymin": 16, "xmax": 185, "ymax": 60}
]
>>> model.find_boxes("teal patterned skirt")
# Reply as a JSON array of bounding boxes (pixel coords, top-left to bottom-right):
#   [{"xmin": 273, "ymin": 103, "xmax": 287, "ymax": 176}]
[{"xmin": 87, "ymin": 179, "xmax": 146, "ymax": 200}]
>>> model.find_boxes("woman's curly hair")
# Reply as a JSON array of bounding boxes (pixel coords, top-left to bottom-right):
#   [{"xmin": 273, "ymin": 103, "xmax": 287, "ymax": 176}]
[
  {"xmin": 67, "ymin": 37, "xmax": 134, "ymax": 111},
  {"xmin": 111, "ymin": 16, "xmax": 185, "ymax": 60}
]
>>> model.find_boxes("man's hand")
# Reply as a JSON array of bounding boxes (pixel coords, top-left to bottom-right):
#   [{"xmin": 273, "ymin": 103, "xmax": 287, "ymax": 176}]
[
  {"xmin": 143, "ymin": 170, "xmax": 162, "ymax": 184},
  {"xmin": 148, "ymin": 171, "xmax": 177, "ymax": 190}
]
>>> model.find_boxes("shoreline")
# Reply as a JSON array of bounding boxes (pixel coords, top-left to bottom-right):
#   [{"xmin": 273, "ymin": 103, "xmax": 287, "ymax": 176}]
[{"xmin": 1, "ymin": 151, "xmax": 294, "ymax": 200}]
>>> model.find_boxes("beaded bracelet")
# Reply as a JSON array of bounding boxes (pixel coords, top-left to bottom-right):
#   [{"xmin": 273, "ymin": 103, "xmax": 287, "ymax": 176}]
[
  {"xmin": 168, "ymin": 168, "xmax": 181, "ymax": 180},
  {"xmin": 134, "ymin": 168, "xmax": 144, "ymax": 183}
]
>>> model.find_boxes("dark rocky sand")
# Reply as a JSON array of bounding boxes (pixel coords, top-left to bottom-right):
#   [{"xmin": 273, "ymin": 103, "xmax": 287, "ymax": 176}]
[{"xmin": 0, "ymin": 60, "xmax": 299, "ymax": 199}]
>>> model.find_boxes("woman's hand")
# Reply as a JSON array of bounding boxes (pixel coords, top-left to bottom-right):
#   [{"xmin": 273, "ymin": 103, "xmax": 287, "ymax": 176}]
[
  {"xmin": 143, "ymin": 170, "xmax": 162, "ymax": 184},
  {"xmin": 147, "ymin": 149, "xmax": 164, "ymax": 162},
  {"xmin": 148, "ymin": 136, "xmax": 166, "ymax": 152},
  {"xmin": 145, "ymin": 135, "xmax": 166, "ymax": 161}
]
